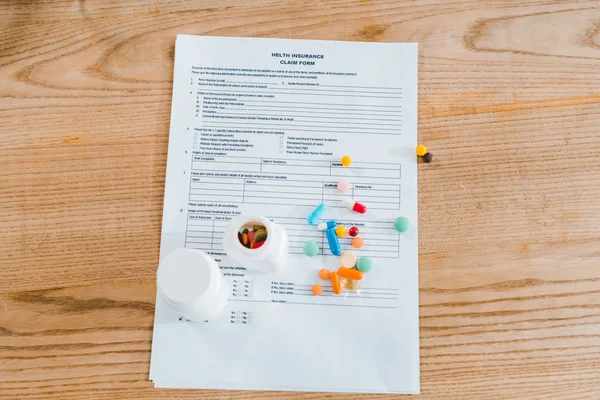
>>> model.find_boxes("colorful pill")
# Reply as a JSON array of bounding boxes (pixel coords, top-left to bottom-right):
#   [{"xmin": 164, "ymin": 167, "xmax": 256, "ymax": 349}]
[
  {"xmin": 416, "ymin": 144, "xmax": 427, "ymax": 157},
  {"xmin": 337, "ymin": 267, "xmax": 363, "ymax": 280},
  {"xmin": 317, "ymin": 220, "xmax": 337, "ymax": 230},
  {"xmin": 341, "ymin": 156, "xmax": 352, "ymax": 167},
  {"xmin": 330, "ymin": 272, "xmax": 342, "ymax": 294},
  {"xmin": 357, "ymin": 257, "xmax": 373, "ymax": 272},
  {"xmin": 339, "ymin": 251, "xmax": 357, "ymax": 268},
  {"xmin": 312, "ymin": 284, "xmax": 323, "ymax": 296},
  {"xmin": 254, "ymin": 229, "xmax": 267, "ymax": 243},
  {"xmin": 394, "ymin": 216, "xmax": 410, "ymax": 233},
  {"xmin": 318, "ymin": 268, "xmax": 330, "ymax": 280},
  {"xmin": 348, "ymin": 226, "xmax": 359, "ymax": 237},
  {"xmin": 325, "ymin": 227, "xmax": 341, "ymax": 255},
  {"xmin": 335, "ymin": 225, "xmax": 346, "ymax": 237},
  {"xmin": 303, "ymin": 240, "xmax": 319, "ymax": 257},
  {"xmin": 307, "ymin": 203, "xmax": 327, "ymax": 225},
  {"xmin": 337, "ymin": 179, "xmax": 350, "ymax": 193},
  {"xmin": 423, "ymin": 152, "xmax": 434, "ymax": 163},
  {"xmin": 343, "ymin": 198, "xmax": 367, "ymax": 214},
  {"xmin": 342, "ymin": 278, "xmax": 360, "ymax": 291},
  {"xmin": 352, "ymin": 237, "xmax": 364, "ymax": 249},
  {"xmin": 238, "ymin": 223, "xmax": 268, "ymax": 249}
]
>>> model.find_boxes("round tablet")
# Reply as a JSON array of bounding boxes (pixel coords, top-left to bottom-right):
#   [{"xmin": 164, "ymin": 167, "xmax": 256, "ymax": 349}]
[
  {"xmin": 357, "ymin": 257, "xmax": 373, "ymax": 272},
  {"xmin": 341, "ymin": 156, "xmax": 352, "ymax": 167},
  {"xmin": 339, "ymin": 251, "xmax": 357, "ymax": 268},
  {"xmin": 335, "ymin": 225, "xmax": 346, "ymax": 237},
  {"xmin": 416, "ymin": 145, "xmax": 427, "ymax": 157},
  {"xmin": 394, "ymin": 216, "xmax": 410, "ymax": 233},
  {"xmin": 337, "ymin": 179, "xmax": 350, "ymax": 193},
  {"xmin": 303, "ymin": 240, "xmax": 319, "ymax": 257},
  {"xmin": 312, "ymin": 284, "xmax": 323, "ymax": 296},
  {"xmin": 352, "ymin": 237, "xmax": 364, "ymax": 249},
  {"xmin": 318, "ymin": 268, "xmax": 330, "ymax": 280}
]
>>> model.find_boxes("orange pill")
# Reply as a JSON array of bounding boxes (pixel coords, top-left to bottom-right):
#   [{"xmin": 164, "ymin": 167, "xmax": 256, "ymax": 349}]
[
  {"xmin": 318, "ymin": 268, "xmax": 330, "ymax": 280},
  {"xmin": 352, "ymin": 237, "xmax": 364, "ymax": 249},
  {"xmin": 337, "ymin": 267, "xmax": 363, "ymax": 280},
  {"xmin": 330, "ymin": 272, "xmax": 342, "ymax": 295},
  {"xmin": 312, "ymin": 284, "xmax": 323, "ymax": 296}
]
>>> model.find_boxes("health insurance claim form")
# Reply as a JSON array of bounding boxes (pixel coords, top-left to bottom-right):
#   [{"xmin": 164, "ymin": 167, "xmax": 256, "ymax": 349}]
[{"xmin": 150, "ymin": 35, "xmax": 419, "ymax": 394}]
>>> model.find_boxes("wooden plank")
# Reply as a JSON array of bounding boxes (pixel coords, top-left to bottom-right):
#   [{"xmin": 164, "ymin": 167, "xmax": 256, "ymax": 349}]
[{"xmin": 1, "ymin": 0, "xmax": 600, "ymax": 398}]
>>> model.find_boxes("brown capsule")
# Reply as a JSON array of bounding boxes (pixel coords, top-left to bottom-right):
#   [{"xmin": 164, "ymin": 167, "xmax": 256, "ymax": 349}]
[{"xmin": 423, "ymin": 152, "xmax": 434, "ymax": 163}]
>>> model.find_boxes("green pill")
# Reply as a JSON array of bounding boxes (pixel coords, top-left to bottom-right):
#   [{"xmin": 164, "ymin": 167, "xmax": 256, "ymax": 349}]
[
  {"xmin": 356, "ymin": 257, "xmax": 373, "ymax": 272},
  {"xmin": 394, "ymin": 216, "xmax": 410, "ymax": 233},
  {"xmin": 303, "ymin": 240, "xmax": 319, "ymax": 257}
]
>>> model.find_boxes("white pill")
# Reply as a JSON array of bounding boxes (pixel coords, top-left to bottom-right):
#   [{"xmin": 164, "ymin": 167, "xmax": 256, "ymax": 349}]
[{"xmin": 339, "ymin": 251, "xmax": 357, "ymax": 268}]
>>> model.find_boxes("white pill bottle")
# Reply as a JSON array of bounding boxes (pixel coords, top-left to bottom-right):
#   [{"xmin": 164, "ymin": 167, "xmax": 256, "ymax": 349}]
[
  {"xmin": 157, "ymin": 248, "xmax": 229, "ymax": 321},
  {"xmin": 222, "ymin": 215, "xmax": 289, "ymax": 273}
]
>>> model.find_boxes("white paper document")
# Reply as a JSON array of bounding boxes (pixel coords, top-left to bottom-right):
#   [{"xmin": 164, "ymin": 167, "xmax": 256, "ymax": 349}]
[{"xmin": 150, "ymin": 34, "xmax": 419, "ymax": 394}]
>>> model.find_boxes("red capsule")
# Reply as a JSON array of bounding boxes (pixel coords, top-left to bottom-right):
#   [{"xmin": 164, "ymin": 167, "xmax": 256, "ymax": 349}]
[{"xmin": 343, "ymin": 199, "xmax": 367, "ymax": 214}]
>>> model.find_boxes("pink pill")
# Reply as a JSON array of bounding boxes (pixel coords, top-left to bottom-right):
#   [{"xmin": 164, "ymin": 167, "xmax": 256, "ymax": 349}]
[{"xmin": 337, "ymin": 179, "xmax": 350, "ymax": 193}]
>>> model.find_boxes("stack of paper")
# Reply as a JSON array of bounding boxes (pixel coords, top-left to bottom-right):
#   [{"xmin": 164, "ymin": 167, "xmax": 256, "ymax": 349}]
[{"xmin": 150, "ymin": 34, "xmax": 420, "ymax": 394}]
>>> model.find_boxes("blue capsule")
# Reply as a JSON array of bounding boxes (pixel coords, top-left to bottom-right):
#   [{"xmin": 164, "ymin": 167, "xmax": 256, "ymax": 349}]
[
  {"xmin": 325, "ymin": 227, "xmax": 341, "ymax": 255},
  {"xmin": 307, "ymin": 203, "xmax": 326, "ymax": 225},
  {"xmin": 317, "ymin": 220, "xmax": 337, "ymax": 230}
]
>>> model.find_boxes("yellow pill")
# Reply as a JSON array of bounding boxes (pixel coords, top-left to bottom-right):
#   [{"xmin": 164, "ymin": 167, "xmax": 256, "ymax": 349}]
[
  {"xmin": 335, "ymin": 225, "xmax": 346, "ymax": 237},
  {"xmin": 416, "ymin": 144, "xmax": 427, "ymax": 157},
  {"xmin": 341, "ymin": 156, "xmax": 352, "ymax": 167},
  {"xmin": 342, "ymin": 278, "xmax": 361, "ymax": 291}
]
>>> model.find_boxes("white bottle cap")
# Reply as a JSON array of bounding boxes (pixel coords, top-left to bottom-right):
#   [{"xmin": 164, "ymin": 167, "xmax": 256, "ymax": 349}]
[
  {"xmin": 223, "ymin": 215, "xmax": 288, "ymax": 273},
  {"xmin": 157, "ymin": 248, "xmax": 228, "ymax": 321}
]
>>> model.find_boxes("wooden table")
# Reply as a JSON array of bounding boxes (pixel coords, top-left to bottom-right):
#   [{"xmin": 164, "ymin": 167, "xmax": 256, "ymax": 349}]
[{"xmin": 2, "ymin": 1, "xmax": 600, "ymax": 399}]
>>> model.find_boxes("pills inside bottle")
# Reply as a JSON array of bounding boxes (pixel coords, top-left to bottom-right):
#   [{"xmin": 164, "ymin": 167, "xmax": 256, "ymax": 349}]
[{"xmin": 238, "ymin": 222, "xmax": 268, "ymax": 249}]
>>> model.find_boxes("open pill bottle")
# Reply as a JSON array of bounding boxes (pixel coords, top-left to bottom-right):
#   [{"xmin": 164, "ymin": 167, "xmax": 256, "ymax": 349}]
[
  {"xmin": 222, "ymin": 215, "xmax": 288, "ymax": 273},
  {"xmin": 157, "ymin": 248, "xmax": 229, "ymax": 321}
]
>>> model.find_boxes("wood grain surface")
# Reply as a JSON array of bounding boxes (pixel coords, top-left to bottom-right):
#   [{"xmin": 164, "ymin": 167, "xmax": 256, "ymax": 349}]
[{"xmin": 1, "ymin": 0, "xmax": 600, "ymax": 399}]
